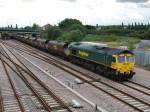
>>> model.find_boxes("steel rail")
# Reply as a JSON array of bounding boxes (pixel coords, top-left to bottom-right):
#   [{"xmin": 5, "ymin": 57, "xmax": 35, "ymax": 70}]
[
  {"xmin": 120, "ymin": 82, "xmax": 150, "ymax": 96},
  {"xmin": 129, "ymin": 81, "xmax": 150, "ymax": 90},
  {"xmin": 0, "ymin": 44, "xmax": 53, "ymax": 112},
  {"xmin": 2, "ymin": 43, "xmax": 73, "ymax": 112},
  {"xmin": 2, "ymin": 43, "xmax": 144, "ymax": 112},
  {"xmin": 22, "ymin": 47, "xmax": 150, "ymax": 104},
  {"xmin": 0, "ymin": 58, "xmax": 25, "ymax": 112},
  {"xmin": 0, "ymin": 85, "xmax": 4, "ymax": 112},
  {"xmin": 1, "ymin": 54, "xmax": 53, "ymax": 112},
  {"xmin": 0, "ymin": 56, "xmax": 4, "ymax": 112},
  {"xmin": 7, "ymin": 41, "xmax": 150, "ymax": 112},
  {"xmin": 3, "ymin": 40, "xmax": 150, "ymax": 112},
  {"xmin": 0, "ymin": 43, "xmax": 73, "ymax": 112}
]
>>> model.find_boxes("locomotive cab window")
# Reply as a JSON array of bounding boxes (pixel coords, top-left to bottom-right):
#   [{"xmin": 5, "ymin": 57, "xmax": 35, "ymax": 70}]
[
  {"xmin": 112, "ymin": 57, "xmax": 116, "ymax": 62},
  {"xmin": 118, "ymin": 56, "xmax": 125, "ymax": 63}
]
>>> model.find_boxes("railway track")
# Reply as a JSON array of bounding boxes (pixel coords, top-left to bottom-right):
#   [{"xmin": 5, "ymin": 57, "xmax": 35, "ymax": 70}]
[
  {"xmin": 3, "ymin": 40, "xmax": 150, "ymax": 112},
  {"xmin": 120, "ymin": 81, "xmax": 150, "ymax": 97},
  {"xmin": 0, "ymin": 86, "xmax": 4, "ymax": 112},
  {"xmin": 0, "ymin": 59, "xmax": 23, "ymax": 112},
  {"xmin": 0, "ymin": 42, "xmax": 73, "ymax": 112}
]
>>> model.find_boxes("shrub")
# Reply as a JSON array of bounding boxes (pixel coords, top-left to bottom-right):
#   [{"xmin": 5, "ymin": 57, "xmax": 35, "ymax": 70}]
[
  {"xmin": 69, "ymin": 24, "xmax": 86, "ymax": 36},
  {"xmin": 47, "ymin": 26, "xmax": 62, "ymax": 40},
  {"xmin": 59, "ymin": 18, "xmax": 82, "ymax": 30},
  {"xmin": 57, "ymin": 29, "xmax": 84, "ymax": 42}
]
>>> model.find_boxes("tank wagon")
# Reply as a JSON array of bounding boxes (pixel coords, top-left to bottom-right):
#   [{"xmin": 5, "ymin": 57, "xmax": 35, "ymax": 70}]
[
  {"xmin": 35, "ymin": 38, "xmax": 46, "ymax": 50},
  {"xmin": 15, "ymin": 36, "xmax": 135, "ymax": 80},
  {"xmin": 47, "ymin": 41, "xmax": 69, "ymax": 58}
]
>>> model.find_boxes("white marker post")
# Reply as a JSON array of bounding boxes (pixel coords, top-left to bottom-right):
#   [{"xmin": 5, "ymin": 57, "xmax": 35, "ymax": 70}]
[{"xmin": 15, "ymin": 50, "xmax": 108, "ymax": 112}]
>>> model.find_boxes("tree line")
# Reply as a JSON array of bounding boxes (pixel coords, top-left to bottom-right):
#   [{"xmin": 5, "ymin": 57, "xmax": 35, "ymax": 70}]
[{"xmin": 4, "ymin": 19, "xmax": 150, "ymax": 41}]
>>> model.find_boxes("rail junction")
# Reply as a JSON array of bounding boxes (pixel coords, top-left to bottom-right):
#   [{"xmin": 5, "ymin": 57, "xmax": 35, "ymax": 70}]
[{"xmin": 0, "ymin": 39, "xmax": 150, "ymax": 112}]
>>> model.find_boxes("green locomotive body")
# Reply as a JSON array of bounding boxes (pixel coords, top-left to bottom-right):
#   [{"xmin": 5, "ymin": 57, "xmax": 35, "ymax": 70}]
[
  {"xmin": 69, "ymin": 42, "xmax": 135, "ymax": 80},
  {"xmin": 14, "ymin": 35, "xmax": 135, "ymax": 80},
  {"xmin": 69, "ymin": 42, "xmax": 113, "ymax": 66}
]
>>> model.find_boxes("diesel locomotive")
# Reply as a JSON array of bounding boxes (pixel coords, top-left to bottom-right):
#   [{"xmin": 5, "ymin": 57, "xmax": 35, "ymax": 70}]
[{"xmin": 14, "ymin": 36, "xmax": 135, "ymax": 80}]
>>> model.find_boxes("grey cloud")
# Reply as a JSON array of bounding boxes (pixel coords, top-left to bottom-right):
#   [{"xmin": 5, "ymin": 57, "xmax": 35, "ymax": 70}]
[
  {"xmin": 60, "ymin": 0, "xmax": 77, "ymax": 2},
  {"xmin": 138, "ymin": 3, "xmax": 150, "ymax": 8},
  {"xmin": 117, "ymin": 0, "xmax": 149, "ymax": 3}
]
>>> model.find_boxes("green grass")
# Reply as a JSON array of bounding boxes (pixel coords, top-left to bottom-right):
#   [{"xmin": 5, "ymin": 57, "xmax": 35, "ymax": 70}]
[
  {"xmin": 146, "ymin": 44, "xmax": 150, "ymax": 49},
  {"xmin": 82, "ymin": 34, "xmax": 140, "ymax": 49}
]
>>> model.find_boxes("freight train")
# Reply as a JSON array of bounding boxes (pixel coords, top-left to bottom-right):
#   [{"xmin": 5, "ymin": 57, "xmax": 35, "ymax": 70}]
[{"xmin": 14, "ymin": 36, "xmax": 135, "ymax": 80}]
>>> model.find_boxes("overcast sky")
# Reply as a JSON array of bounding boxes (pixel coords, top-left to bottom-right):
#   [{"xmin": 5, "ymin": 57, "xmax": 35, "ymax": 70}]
[{"xmin": 0, "ymin": 0, "xmax": 150, "ymax": 27}]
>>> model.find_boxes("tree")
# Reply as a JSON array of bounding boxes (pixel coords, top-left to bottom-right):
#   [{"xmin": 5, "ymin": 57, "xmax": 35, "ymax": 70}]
[
  {"xmin": 141, "ymin": 22, "xmax": 144, "ymax": 29},
  {"xmin": 59, "ymin": 18, "xmax": 83, "ymax": 30},
  {"xmin": 85, "ymin": 25, "xmax": 96, "ymax": 30},
  {"xmin": 143, "ymin": 29, "xmax": 150, "ymax": 39},
  {"xmin": 58, "ymin": 29, "xmax": 84, "ymax": 42},
  {"xmin": 127, "ymin": 24, "xmax": 131, "ymax": 29},
  {"xmin": 69, "ymin": 24, "xmax": 86, "ymax": 36},
  {"xmin": 16, "ymin": 24, "xmax": 18, "ymax": 29},
  {"xmin": 24, "ymin": 26, "xmax": 32, "ymax": 30},
  {"xmin": 121, "ymin": 22, "xmax": 124, "ymax": 28},
  {"xmin": 135, "ymin": 22, "xmax": 137, "ymax": 27},
  {"xmin": 84, "ymin": 25, "xmax": 97, "ymax": 34},
  {"xmin": 148, "ymin": 22, "xmax": 150, "ymax": 29},
  {"xmin": 47, "ymin": 26, "xmax": 62, "ymax": 40},
  {"xmin": 32, "ymin": 23, "xmax": 40, "ymax": 30},
  {"xmin": 96, "ymin": 24, "xmax": 99, "ymax": 28},
  {"xmin": 131, "ymin": 23, "xmax": 134, "ymax": 29}
]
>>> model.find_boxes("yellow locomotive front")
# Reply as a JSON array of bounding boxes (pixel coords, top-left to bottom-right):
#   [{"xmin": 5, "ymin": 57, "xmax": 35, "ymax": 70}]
[{"xmin": 111, "ymin": 53, "xmax": 135, "ymax": 79}]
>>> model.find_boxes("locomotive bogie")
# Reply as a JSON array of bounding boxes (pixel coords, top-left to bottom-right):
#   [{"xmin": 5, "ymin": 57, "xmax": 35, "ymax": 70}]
[{"xmin": 15, "ymin": 36, "xmax": 135, "ymax": 81}]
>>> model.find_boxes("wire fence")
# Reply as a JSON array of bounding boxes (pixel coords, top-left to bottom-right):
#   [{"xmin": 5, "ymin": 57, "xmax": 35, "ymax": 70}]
[{"xmin": 134, "ymin": 50, "xmax": 150, "ymax": 66}]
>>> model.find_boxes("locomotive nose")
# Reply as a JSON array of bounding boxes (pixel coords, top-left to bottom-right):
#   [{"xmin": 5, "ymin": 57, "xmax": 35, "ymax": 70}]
[{"xmin": 118, "ymin": 63, "xmax": 134, "ymax": 74}]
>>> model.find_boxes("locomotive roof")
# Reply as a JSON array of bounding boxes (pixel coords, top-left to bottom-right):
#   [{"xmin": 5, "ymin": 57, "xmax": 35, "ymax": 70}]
[
  {"xmin": 70, "ymin": 42, "xmax": 133, "ymax": 55},
  {"xmin": 81, "ymin": 42, "xmax": 108, "ymax": 47},
  {"xmin": 49, "ymin": 41, "xmax": 68, "ymax": 46},
  {"xmin": 36, "ymin": 38, "xmax": 47, "ymax": 42},
  {"xmin": 29, "ymin": 37, "xmax": 36, "ymax": 40}
]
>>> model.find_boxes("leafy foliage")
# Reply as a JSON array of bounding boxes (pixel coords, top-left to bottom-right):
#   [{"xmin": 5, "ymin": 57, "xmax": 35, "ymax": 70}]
[
  {"xmin": 32, "ymin": 23, "xmax": 41, "ymax": 30},
  {"xmin": 143, "ymin": 29, "xmax": 150, "ymax": 39},
  {"xmin": 23, "ymin": 19, "xmax": 150, "ymax": 51},
  {"xmin": 57, "ymin": 18, "xmax": 86, "ymax": 41},
  {"xmin": 57, "ymin": 29, "xmax": 84, "ymax": 42},
  {"xmin": 69, "ymin": 24, "xmax": 86, "ymax": 36},
  {"xmin": 24, "ymin": 26, "xmax": 32, "ymax": 30},
  {"xmin": 47, "ymin": 26, "xmax": 61, "ymax": 40},
  {"xmin": 83, "ymin": 34, "xmax": 140, "ymax": 50},
  {"xmin": 24, "ymin": 23, "xmax": 41, "ymax": 30},
  {"xmin": 59, "ymin": 18, "xmax": 82, "ymax": 30}
]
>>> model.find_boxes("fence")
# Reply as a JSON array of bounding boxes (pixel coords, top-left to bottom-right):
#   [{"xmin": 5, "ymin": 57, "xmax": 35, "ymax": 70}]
[{"xmin": 134, "ymin": 50, "xmax": 150, "ymax": 66}]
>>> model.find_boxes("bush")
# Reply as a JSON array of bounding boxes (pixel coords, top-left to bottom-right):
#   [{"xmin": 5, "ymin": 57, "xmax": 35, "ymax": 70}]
[
  {"xmin": 57, "ymin": 29, "xmax": 84, "ymax": 42},
  {"xmin": 69, "ymin": 24, "xmax": 86, "ymax": 36},
  {"xmin": 143, "ymin": 29, "xmax": 150, "ymax": 39},
  {"xmin": 59, "ymin": 18, "xmax": 83, "ymax": 30},
  {"xmin": 24, "ymin": 26, "xmax": 32, "ymax": 30},
  {"xmin": 83, "ymin": 34, "xmax": 119, "ymax": 42},
  {"xmin": 32, "ymin": 23, "xmax": 41, "ymax": 30},
  {"xmin": 47, "ymin": 26, "xmax": 62, "ymax": 40}
]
